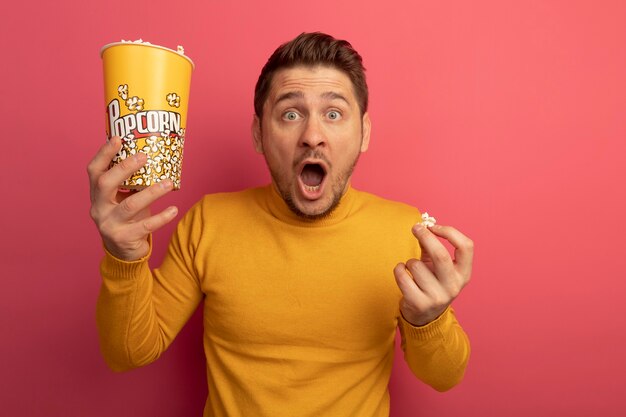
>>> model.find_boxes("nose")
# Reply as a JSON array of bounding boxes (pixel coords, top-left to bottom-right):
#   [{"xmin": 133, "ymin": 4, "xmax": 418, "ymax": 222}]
[{"xmin": 299, "ymin": 117, "xmax": 326, "ymax": 148}]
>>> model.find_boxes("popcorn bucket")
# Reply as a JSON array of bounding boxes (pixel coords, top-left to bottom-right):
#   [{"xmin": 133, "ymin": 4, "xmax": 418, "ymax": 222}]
[{"xmin": 101, "ymin": 41, "xmax": 194, "ymax": 190}]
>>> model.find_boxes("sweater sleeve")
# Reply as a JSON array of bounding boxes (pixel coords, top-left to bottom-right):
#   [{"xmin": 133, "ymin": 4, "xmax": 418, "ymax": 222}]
[
  {"xmin": 398, "ymin": 307, "xmax": 470, "ymax": 391},
  {"xmin": 96, "ymin": 202, "xmax": 204, "ymax": 372}
]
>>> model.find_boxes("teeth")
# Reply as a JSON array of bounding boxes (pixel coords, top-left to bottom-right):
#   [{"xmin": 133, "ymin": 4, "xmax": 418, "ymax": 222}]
[{"xmin": 304, "ymin": 184, "xmax": 320, "ymax": 192}]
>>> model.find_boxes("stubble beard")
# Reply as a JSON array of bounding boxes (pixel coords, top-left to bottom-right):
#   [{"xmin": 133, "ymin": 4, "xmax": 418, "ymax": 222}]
[{"xmin": 267, "ymin": 148, "xmax": 362, "ymax": 221}]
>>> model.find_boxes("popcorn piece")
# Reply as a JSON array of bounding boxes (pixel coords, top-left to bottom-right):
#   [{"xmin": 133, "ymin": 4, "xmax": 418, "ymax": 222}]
[
  {"xmin": 120, "ymin": 39, "xmax": 152, "ymax": 45},
  {"xmin": 125, "ymin": 96, "xmax": 145, "ymax": 111},
  {"xmin": 113, "ymin": 133, "xmax": 185, "ymax": 190},
  {"xmin": 118, "ymin": 84, "xmax": 129, "ymax": 100},
  {"xmin": 166, "ymin": 92, "xmax": 181, "ymax": 108},
  {"xmin": 421, "ymin": 212, "xmax": 436, "ymax": 227},
  {"xmin": 120, "ymin": 39, "xmax": 183, "ymax": 54}
]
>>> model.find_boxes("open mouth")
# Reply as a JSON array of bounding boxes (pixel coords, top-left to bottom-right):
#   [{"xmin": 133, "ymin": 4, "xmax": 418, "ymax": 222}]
[{"xmin": 298, "ymin": 162, "xmax": 327, "ymax": 198}]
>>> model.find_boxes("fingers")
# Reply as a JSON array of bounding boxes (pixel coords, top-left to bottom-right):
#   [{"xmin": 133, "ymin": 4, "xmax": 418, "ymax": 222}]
[
  {"xmin": 404, "ymin": 258, "xmax": 441, "ymax": 295},
  {"xmin": 87, "ymin": 136, "xmax": 149, "ymax": 206},
  {"xmin": 396, "ymin": 220, "xmax": 474, "ymax": 326},
  {"xmin": 411, "ymin": 222, "xmax": 456, "ymax": 282},
  {"xmin": 87, "ymin": 137, "xmax": 121, "ymax": 188},
  {"xmin": 393, "ymin": 262, "xmax": 448, "ymax": 326},
  {"xmin": 102, "ymin": 205, "xmax": 178, "ymax": 260},
  {"xmin": 393, "ymin": 263, "xmax": 428, "ymax": 304},
  {"xmin": 428, "ymin": 224, "xmax": 474, "ymax": 279},
  {"xmin": 87, "ymin": 137, "xmax": 180, "ymax": 261},
  {"xmin": 114, "ymin": 180, "xmax": 175, "ymax": 222},
  {"xmin": 95, "ymin": 152, "xmax": 148, "ymax": 205},
  {"xmin": 130, "ymin": 205, "xmax": 179, "ymax": 238}
]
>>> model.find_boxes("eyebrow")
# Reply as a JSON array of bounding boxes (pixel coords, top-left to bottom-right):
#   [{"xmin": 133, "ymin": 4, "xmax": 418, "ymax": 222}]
[
  {"xmin": 274, "ymin": 91, "xmax": 351, "ymax": 106},
  {"xmin": 275, "ymin": 91, "xmax": 304, "ymax": 105},
  {"xmin": 320, "ymin": 91, "xmax": 350, "ymax": 106}
]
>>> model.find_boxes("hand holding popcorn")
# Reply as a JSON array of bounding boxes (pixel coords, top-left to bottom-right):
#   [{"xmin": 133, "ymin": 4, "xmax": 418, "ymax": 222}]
[
  {"xmin": 393, "ymin": 221, "xmax": 473, "ymax": 326},
  {"xmin": 421, "ymin": 212, "xmax": 436, "ymax": 227},
  {"xmin": 87, "ymin": 136, "xmax": 178, "ymax": 261}
]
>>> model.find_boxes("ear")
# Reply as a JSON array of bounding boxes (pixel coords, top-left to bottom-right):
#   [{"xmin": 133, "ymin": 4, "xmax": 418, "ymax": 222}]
[
  {"xmin": 360, "ymin": 112, "xmax": 371, "ymax": 152},
  {"xmin": 252, "ymin": 115, "xmax": 264, "ymax": 154}
]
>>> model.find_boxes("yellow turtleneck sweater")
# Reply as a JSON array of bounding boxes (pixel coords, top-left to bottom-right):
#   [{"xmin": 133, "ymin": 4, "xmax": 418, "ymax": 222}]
[{"xmin": 97, "ymin": 185, "xmax": 470, "ymax": 417}]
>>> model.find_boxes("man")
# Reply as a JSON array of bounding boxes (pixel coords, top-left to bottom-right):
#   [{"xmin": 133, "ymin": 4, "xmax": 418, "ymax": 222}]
[{"xmin": 88, "ymin": 32, "xmax": 473, "ymax": 417}]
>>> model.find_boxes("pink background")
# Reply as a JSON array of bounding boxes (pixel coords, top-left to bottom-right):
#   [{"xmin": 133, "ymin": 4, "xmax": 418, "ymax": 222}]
[{"xmin": 2, "ymin": 0, "xmax": 625, "ymax": 416}]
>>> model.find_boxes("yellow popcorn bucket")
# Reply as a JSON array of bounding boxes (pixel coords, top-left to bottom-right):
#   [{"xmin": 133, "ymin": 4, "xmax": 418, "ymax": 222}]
[{"xmin": 101, "ymin": 41, "xmax": 194, "ymax": 190}]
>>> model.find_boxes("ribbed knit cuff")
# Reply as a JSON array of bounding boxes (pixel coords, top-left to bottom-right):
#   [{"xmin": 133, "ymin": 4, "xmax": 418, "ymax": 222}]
[
  {"xmin": 399, "ymin": 307, "xmax": 453, "ymax": 341},
  {"xmin": 100, "ymin": 235, "xmax": 153, "ymax": 280}
]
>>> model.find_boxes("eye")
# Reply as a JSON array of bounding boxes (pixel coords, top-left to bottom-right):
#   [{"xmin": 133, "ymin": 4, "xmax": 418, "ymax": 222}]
[
  {"xmin": 283, "ymin": 111, "xmax": 300, "ymax": 121},
  {"xmin": 327, "ymin": 110, "xmax": 341, "ymax": 120}
]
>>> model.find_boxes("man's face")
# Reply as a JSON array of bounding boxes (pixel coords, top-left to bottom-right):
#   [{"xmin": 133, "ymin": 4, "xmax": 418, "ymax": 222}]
[{"xmin": 252, "ymin": 65, "xmax": 371, "ymax": 219}]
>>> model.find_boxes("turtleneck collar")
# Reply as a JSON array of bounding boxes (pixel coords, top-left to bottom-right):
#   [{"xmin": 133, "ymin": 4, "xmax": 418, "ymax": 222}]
[{"xmin": 264, "ymin": 183, "xmax": 356, "ymax": 227}]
